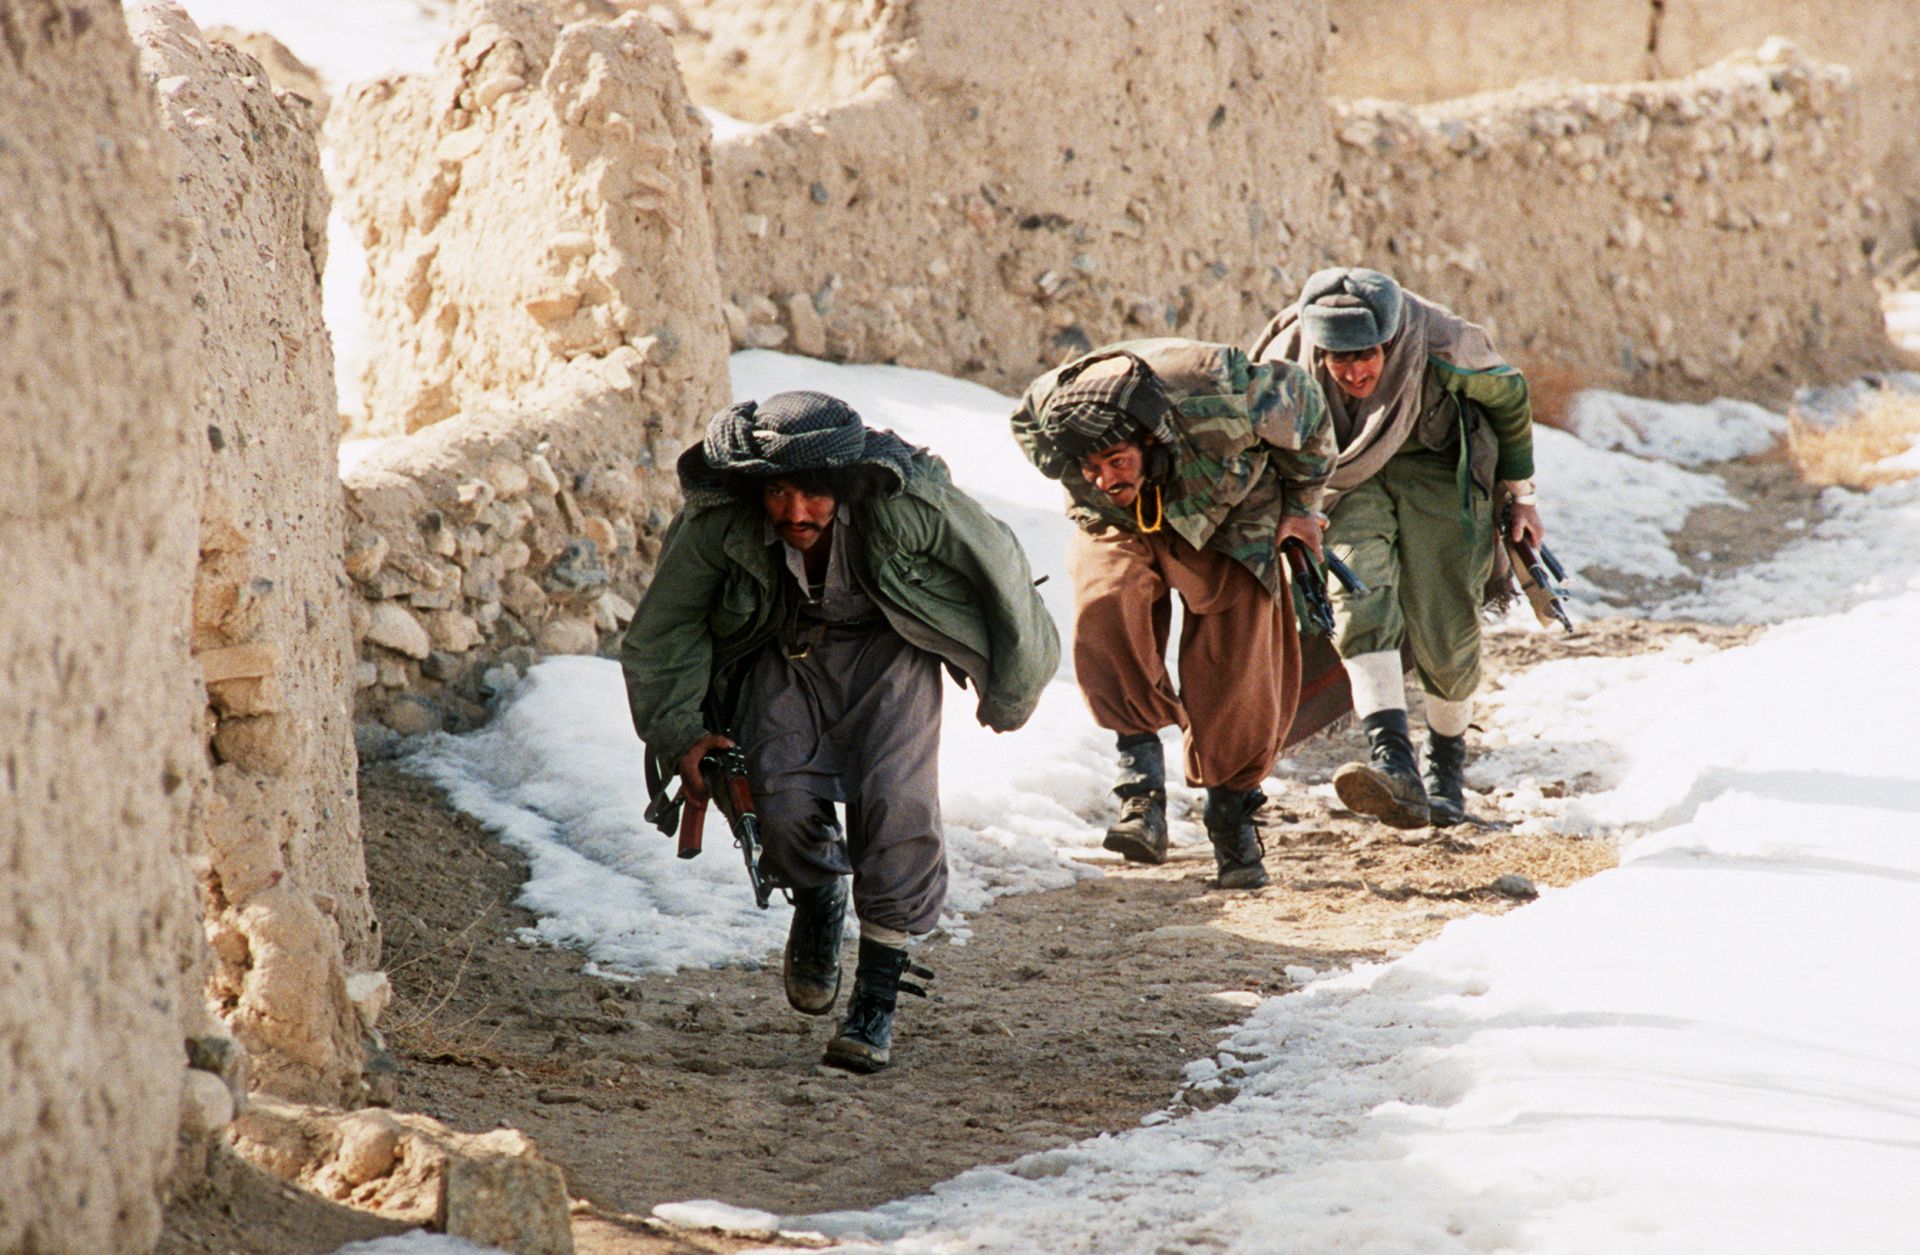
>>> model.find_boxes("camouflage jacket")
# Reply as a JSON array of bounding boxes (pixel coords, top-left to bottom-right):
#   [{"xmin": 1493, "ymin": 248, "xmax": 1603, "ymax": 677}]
[{"xmin": 1010, "ymin": 338, "xmax": 1335, "ymax": 598}]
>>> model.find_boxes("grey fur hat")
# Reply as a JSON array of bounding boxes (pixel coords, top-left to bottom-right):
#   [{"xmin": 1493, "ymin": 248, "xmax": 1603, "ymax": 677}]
[{"xmin": 1297, "ymin": 267, "xmax": 1404, "ymax": 352}]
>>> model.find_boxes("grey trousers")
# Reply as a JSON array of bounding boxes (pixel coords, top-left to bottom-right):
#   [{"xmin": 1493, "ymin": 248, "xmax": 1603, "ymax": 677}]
[{"xmin": 736, "ymin": 623, "xmax": 948, "ymax": 935}]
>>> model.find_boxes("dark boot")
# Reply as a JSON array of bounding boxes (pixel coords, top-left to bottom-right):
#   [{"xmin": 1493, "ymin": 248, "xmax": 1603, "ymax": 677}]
[
  {"xmin": 1102, "ymin": 732, "xmax": 1168, "ymax": 865},
  {"xmin": 1333, "ymin": 709, "xmax": 1431, "ymax": 829},
  {"xmin": 783, "ymin": 878, "xmax": 848, "ymax": 1015},
  {"xmin": 1424, "ymin": 731, "xmax": 1468, "ymax": 828},
  {"xmin": 822, "ymin": 936, "xmax": 933, "ymax": 1074},
  {"xmin": 1203, "ymin": 786, "xmax": 1269, "ymax": 890}
]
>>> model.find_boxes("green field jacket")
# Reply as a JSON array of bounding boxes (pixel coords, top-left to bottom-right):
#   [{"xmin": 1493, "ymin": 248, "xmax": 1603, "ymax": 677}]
[{"xmin": 621, "ymin": 441, "xmax": 1060, "ymax": 764}]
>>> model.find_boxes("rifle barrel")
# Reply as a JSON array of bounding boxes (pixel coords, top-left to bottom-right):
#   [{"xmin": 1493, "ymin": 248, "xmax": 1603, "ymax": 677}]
[{"xmin": 1540, "ymin": 542, "xmax": 1569, "ymax": 584}]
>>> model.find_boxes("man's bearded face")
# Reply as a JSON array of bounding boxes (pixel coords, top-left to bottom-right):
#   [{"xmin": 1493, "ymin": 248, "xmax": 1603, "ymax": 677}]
[
  {"xmin": 762, "ymin": 479, "xmax": 837, "ymax": 551},
  {"xmin": 1077, "ymin": 440, "xmax": 1148, "ymax": 508}
]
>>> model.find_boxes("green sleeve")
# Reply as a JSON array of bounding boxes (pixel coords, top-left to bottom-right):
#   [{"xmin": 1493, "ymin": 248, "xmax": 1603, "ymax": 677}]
[
  {"xmin": 924, "ymin": 484, "xmax": 1062, "ymax": 732},
  {"xmin": 1436, "ymin": 360, "xmax": 1534, "ymax": 481},
  {"xmin": 619, "ymin": 512, "xmax": 727, "ymax": 763},
  {"xmin": 1247, "ymin": 357, "xmax": 1336, "ymax": 516}
]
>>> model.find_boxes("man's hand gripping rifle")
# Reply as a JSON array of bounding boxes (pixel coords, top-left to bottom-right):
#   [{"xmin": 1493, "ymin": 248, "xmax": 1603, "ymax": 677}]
[
  {"xmin": 1500, "ymin": 503, "xmax": 1575, "ymax": 634},
  {"xmin": 1282, "ymin": 538, "xmax": 1370, "ymax": 635},
  {"xmin": 643, "ymin": 744, "xmax": 775, "ymax": 909}
]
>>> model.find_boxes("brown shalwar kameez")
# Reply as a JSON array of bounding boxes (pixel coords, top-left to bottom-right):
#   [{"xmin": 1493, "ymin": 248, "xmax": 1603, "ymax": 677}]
[
  {"xmin": 1068, "ymin": 527, "xmax": 1300, "ymax": 792},
  {"xmin": 736, "ymin": 509, "xmax": 948, "ymax": 935}
]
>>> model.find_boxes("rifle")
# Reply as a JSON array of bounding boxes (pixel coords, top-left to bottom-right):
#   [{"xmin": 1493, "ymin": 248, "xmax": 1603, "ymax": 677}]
[
  {"xmin": 643, "ymin": 744, "xmax": 774, "ymax": 909},
  {"xmin": 1500, "ymin": 503, "xmax": 1575, "ymax": 634},
  {"xmin": 1282, "ymin": 538, "xmax": 1371, "ymax": 636}
]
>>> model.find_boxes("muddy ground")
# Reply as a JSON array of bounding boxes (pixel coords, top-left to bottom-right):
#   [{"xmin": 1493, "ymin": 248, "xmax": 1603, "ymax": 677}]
[{"xmin": 159, "ymin": 461, "xmax": 1796, "ymax": 1255}]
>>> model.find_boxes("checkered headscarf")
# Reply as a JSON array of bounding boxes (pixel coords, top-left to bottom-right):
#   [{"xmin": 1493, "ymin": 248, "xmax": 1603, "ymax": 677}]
[{"xmin": 1028, "ymin": 352, "xmax": 1177, "ymax": 479}]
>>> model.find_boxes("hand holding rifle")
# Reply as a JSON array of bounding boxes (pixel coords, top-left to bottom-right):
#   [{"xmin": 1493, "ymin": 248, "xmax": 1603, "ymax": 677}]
[
  {"xmin": 643, "ymin": 735, "xmax": 775, "ymax": 909},
  {"xmin": 1282, "ymin": 537, "xmax": 1370, "ymax": 636},
  {"xmin": 1500, "ymin": 501, "xmax": 1574, "ymax": 634}
]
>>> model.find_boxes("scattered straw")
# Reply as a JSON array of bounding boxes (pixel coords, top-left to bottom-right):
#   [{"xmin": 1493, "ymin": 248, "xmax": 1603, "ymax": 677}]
[
  {"xmin": 1784, "ymin": 393, "xmax": 1920, "ymax": 489},
  {"xmin": 1520, "ymin": 360, "xmax": 1586, "ymax": 433}
]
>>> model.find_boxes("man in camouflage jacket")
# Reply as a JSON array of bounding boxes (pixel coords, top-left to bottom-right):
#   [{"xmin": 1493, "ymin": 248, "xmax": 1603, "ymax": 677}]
[{"xmin": 1011, "ymin": 339, "xmax": 1334, "ymax": 888}]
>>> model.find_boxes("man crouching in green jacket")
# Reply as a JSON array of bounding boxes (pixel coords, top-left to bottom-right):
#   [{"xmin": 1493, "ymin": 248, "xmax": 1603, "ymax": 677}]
[{"xmin": 621, "ymin": 391, "xmax": 1059, "ymax": 1072}]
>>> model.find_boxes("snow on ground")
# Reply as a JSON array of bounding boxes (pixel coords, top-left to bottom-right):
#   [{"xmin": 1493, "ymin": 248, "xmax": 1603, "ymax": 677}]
[
  {"xmin": 1886, "ymin": 290, "xmax": 1920, "ymax": 354},
  {"xmin": 409, "ymin": 351, "xmax": 1756, "ymax": 973},
  {"xmin": 784, "ymin": 589, "xmax": 1920, "ymax": 1255},
  {"xmin": 1562, "ymin": 389, "xmax": 1786, "ymax": 465},
  {"xmin": 1659, "ymin": 476, "xmax": 1920, "ymax": 624}
]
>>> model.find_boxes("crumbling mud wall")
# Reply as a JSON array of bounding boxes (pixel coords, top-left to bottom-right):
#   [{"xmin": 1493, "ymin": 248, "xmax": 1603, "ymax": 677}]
[
  {"xmin": 1329, "ymin": 47, "xmax": 1889, "ymax": 401},
  {"xmin": 1325, "ymin": 0, "xmax": 1920, "ymax": 254},
  {"xmin": 330, "ymin": 0, "xmax": 728, "ymax": 724},
  {"xmin": 133, "ymin": 6, "xmax": 376, "ymax": 1105},
  {"xmin": 0, "ymin": 3, "xmax": 211, "ymax": 1250},
  {"xmin": 329, "ymin": 0, "xmax": 729, "ymax": 435},
  {"xmin": 344, "ymin": 350, "xmax": 688, "ymax": 728},
  {"xmin": 650, "ymin": 0, "xmax": 889, "ymax": 123},
  {"xmin": 706, "ymin": 0, "xmax": 1336, "ymax": 392}
]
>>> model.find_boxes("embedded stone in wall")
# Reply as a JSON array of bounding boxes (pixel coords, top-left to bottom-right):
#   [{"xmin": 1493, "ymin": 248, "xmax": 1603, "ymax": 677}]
[
  {"xmin": 232, "ymin": 1096, "xmax": 575, "ymax": 1255},
  {"xmin": 343, "ymin": 348, "xmax": 694, "ymax": 724},
  {"xmin": 1327, "ymin": 45, "xmax": 1891, "ymax": 402}
]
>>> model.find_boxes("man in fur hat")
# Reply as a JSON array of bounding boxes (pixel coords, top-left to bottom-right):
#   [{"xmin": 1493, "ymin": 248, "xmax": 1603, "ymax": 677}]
[
  {"xmin": 623, "ymin": 391, "xmax": 1058, "ymax": 1071},
  {"xmin": 1010, "ymin": 341, "xmax": 1334, "ymax": 888},
  {"xmin": 1251, "ymin": 268, "xmax": 1546, "ymax": 829}
]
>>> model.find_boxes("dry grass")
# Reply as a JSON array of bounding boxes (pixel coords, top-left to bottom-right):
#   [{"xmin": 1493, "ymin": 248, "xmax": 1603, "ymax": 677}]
[
  {"xmin": 1783, "ymin": 393, "xmax": 1920, "ymax": 489},
  {"xmin": 1520, "ymin": 359, "xmax": 1587, "ymax": 433},
  {"xmin": 380, "ymin": 897, "xmax": 506, "ymax": 1057}
]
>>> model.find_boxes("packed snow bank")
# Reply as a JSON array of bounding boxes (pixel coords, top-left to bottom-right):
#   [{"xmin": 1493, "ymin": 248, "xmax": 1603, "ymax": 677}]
[
  {"xmin": 798, "ymin": 591, "xmax": 1920, "ymax": 1253},
  {"xmin": 1562, "ymin": 390, "xmax": 1787, "ymax": 465}
]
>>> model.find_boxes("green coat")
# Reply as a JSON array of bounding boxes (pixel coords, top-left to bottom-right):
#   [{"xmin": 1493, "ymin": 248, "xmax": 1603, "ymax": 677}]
[{"xmin": 621, "ymin": 442, "xmax": 1060, "ymax": 764}]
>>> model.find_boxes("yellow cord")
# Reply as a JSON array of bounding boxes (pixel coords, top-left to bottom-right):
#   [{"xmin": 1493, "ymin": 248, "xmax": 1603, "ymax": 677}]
[{"xmin": 1134, "ymin": 483, "xmax": 1164, "ymax": 534}]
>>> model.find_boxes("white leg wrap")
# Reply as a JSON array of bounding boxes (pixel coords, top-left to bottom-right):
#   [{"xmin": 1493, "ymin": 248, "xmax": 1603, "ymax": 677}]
[
  {"xmin": 1426, "ymin": 695, "xmax": 1474, "ymax": 739},
  {"xmin": 860, "ymin": 922, "xmax": 912, "ymax": 949},
  {"xmin": 1344, "ymin": 650, "xmax": 1407, "ymax": 719}
]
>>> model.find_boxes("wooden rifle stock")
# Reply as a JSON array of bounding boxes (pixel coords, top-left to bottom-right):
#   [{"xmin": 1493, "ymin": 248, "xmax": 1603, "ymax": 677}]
[{"xmin": 676, "ymin": 795, "xmax": 704, "ymax": 859}]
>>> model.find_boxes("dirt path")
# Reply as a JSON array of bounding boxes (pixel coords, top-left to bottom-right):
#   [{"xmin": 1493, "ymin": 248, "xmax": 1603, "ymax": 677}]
[{"xmin": 160, "ymin": 594, "xmax": 1771, "ymax": 1255}]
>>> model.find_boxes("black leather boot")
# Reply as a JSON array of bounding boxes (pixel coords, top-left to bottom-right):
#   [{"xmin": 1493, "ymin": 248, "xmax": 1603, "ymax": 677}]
[
  {"xmin": 783, "ymin": 878, "xmax": 848, "ymax": 1015},
  {"xmin": 1333, "ymin": 709, "xmax": 1431, "ymax": 829},
  {"xmin": 822, "ymin": 936, "xmax": 933, "ymax": 1073},
  {"xmin": 1424, "ymin": 731, "xmax": 1468, "ymax": 828},
  {"xmin": 1102, "ymin": 732, "xmax": 1168, "ymax": 864},
  {"xmin": 1203, "ymin": 786, "xmax": 1269, "ymax": 889}
]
